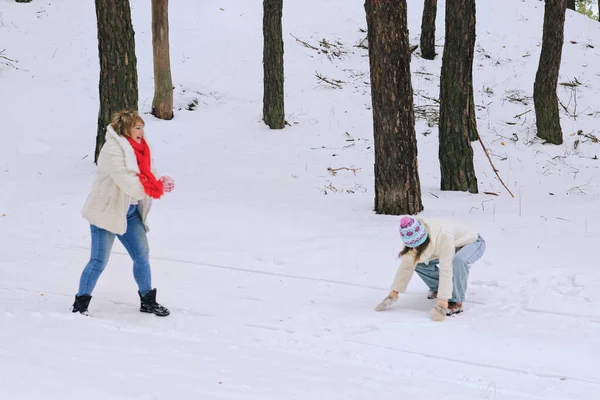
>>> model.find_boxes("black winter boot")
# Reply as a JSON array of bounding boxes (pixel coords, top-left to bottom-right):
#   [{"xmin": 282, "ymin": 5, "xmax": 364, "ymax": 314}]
[
  {"xmin": 72, "ymin": 294, "xmax": 92, "ymax": 316},
  {"xmin": 139, "ymin": 289, "xmax": 170, "ymax": 317}
]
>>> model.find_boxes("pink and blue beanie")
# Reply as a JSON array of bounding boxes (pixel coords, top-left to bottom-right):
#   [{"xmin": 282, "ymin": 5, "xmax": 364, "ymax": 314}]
[{"xmin": 399, "ymin": 216, "xmax": 428, "ymax": 248}]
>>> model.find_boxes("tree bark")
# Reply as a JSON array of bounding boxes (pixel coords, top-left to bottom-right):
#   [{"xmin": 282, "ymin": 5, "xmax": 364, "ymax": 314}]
[
  {"xmin": 151, "ymin": 0, "xmax": 174, "ymax": 120},
  {"xmin": 469, "ymin": 86, "xmax": 478, "ymax": 141},
  {"xmin": 567, "ymin": 0, "xmax": 575, "ymax": 10},
  {"xmin": 534, "ymin": 0, "xmax": 566, "ymax": 145},
  {"xmin": 94, "ymin": 0, "xmax": 138, "ymax": 162},
  {"xmin": 263, "ymin": 0, "xmax": 285, "ymax": 129},
  {"xmin": 420, "ymin": 0, "xmax": 438, "ymax": 60},
  {"xmin": 439, "ymin": 0, "xmax": 478, "ymax": 193},
  {"xmin": 365, "ymin": 0, "xmax": 423, "ymax": 215}
]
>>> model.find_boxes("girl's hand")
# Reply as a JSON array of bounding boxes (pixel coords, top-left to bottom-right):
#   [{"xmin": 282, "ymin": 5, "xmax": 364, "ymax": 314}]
[
  {"xmin": 431, "ymin": 300, "xmax": 449, "ymax": 322},
  {"xmin": 436, "ymin": 299, "xmax": 448, "ymax": 309},
  {"xmin": 375, "ymin": 291, "xmax": 399, "ymax": 312}
]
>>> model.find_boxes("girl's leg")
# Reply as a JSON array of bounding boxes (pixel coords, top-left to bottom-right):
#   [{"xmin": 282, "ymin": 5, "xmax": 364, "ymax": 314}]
[
  {"xmin": 415, "ymin": 259, "xmax": 441, "ymax": 292},
  {"xmin": 77, "ymin": 225, "xmax": 116, "ymax": 296},
  {"xmin": 117, "ymin": 206, "xmax": 152, "ymax": 296},
  {"xmin": 450, "ymin": 235, "xmax": 486, "ymax": 302}
]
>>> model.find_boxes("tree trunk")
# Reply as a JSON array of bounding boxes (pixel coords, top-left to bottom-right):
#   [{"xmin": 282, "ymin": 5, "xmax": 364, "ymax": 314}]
[
  {"xmin": 469, "ymin": 86, "xmax": 478, "ymax": 141},
  {"xmin": 365, "ymin": 0, "xmax": 423, "ymax": 215},
  {"xmin": 94, "ymin": 0, "xmax": 138, "ymax": 162},
  {"xmin": 263, "ymin": 0, "xmax": 285, "ymax": 129},
  {"xmin": 534, "ymin": 0, "xmax": 566, "ymax": 145},
  {"xmin": 439, "ymin": 0, "xmax": 478, "ymax": 193},
  {"xmin": 420, "ymin": 0, "xmax": 438, "ymax": 60},
  {"xmin": 151, "ymin": 0, "xmax": 174, "ymax": 120},
  {"xmin": 567, "ymin": 0, "xmax": 575, "ymax": 10}
]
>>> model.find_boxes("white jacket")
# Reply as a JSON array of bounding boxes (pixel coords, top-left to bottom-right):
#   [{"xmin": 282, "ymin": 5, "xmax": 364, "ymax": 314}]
[
  {"xmin": 81, "ymin": 125, "xmax": 156, "ymax": 235},
  {"xmin": 391, "ymin": 217, "xmax": 479, "ymax": 300}
]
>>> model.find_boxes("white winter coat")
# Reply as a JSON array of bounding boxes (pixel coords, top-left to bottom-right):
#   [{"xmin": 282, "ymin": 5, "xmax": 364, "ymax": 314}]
[
  {"xmin": 81, "ymin": 125, "xmax": 156, "ymax": 235},
  {"xmin": 390, "ymin": 217, "xmax": 479, "ymax": 300}
]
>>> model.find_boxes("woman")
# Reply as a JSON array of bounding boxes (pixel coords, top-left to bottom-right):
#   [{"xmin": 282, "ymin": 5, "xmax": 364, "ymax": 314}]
[
  {"xmin": 72, "ymin": 110, "xmax": 174, "ymax": 317},
  {"xmin": 375, "ymin": 216, "xmax": 486, "ymax": 321}
]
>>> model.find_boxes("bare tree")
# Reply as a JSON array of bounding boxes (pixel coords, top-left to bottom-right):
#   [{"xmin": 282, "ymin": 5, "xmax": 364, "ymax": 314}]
[
  {"xmin": 420, "ymin": 0, "xmax": 438, "ymax": 60},
  {"xmin": 534, "ymin": 0, "xmax": 567, "ymax": 145},
  {"xmin": 438, "ymin": 0, "xmax": 478, "ymax": 193},
  {"xmin": 365, "ymin": 0, "xmax": 423, "ymax": 215},
  {"xmin": 263, "ymin": 0, "xmax": 285, "ymax": 129},
  {"xmin": 94, "ymin": 0, "xmax": 138, "ymax": 162},
  {"xmin": 151, "ymin": 0, "xmax": 174, "ymax": 120}
]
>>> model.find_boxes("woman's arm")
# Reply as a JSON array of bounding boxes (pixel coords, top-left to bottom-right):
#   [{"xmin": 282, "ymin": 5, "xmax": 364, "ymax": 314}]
[
  {"xmin": 436, "ymin": 233, "xmax": 456, "ymax": 304},
  {"xmin": 98, "ymin": 142, "xmax": 146, "ymax": 200}
]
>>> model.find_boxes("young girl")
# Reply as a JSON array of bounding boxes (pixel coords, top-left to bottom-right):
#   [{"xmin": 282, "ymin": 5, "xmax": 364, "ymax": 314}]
[
  {"xmin": 375, "ymin": 216, "xmax": 486, "ymax": 321},
  {"xmin": 72, "ymin": 110, "xmax": 175, "ymax": 317}
]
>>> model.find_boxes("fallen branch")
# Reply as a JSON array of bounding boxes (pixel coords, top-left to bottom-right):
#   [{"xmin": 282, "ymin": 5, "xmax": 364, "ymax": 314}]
[
  {"xmin": 290, "ymin": 34, "xmax": 319, "ymax": 51},
  {"xmin": 558, "ymin": 97, "xmax": 570, "ymax": 114},
  {"xmin": 476, "ymin": 135, "xmax": 515, "ymax": 198},
  {"xmin": 355, "ymin": 36, "xmax": 368, "ymax": 49},
  {"xmin": 418, "ymin": 94, "xmax": 440, "ymax": 104},
  {"xmin": 514, "ymin": 109, "xmax": 531, "ymax": 119},
  {"xmin": 559, "ymin": 77, "xmax": 582, "ymax": 87},
  {"xmin": 315, "ymin": 72, "xmax": 345, "ymax": 89},
  {"xmin": 576, "ymin": 129, "xmax": 599, "ymax": 143},
  {"xmin": 0, "ymin": 49, "xmax": 17, "ymax": 68},
  {"xmin": 327, "ymin": 167, "xmax": 361, "ymax": 176}
]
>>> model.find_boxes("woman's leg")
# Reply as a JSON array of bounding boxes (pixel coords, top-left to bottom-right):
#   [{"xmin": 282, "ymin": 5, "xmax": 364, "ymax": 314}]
[
  {"xmin": 450, "ymin": 235, "xmax": 486, "ymax": 302},
  {"xmin": 77, "ymin": 225, "xmax": 116, "ymax": 296},
  {"xmin": 117, "ymin": 206, "xmax": 152, "ymax": 296},
  {"xmin": 415, "ymin": 259, "xmax": 441, "ymax": 293}
]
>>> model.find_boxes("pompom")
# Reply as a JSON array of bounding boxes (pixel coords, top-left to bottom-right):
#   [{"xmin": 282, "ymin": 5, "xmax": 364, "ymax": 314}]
[{"xmin": 400, "ymin": 216, "xmax": 413, "ymax": 228}]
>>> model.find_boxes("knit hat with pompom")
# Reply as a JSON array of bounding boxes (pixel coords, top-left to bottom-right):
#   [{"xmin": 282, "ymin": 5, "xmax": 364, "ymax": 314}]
[{"xmin": 399, "ymin": 216, "xmax": 428, "ymax": 248}]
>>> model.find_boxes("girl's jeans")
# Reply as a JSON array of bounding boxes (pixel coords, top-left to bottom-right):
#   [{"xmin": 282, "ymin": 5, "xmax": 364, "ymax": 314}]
[
  {"xmin": 414, "ymin": 235, "xmax": 486, "ymax": 302},
  {"xmin": 77, "ymin": 205, "xmax": 152, "ymax": 296}
]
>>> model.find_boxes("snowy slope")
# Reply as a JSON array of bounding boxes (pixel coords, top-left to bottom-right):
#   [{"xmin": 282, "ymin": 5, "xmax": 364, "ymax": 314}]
[{"xmin": 1, "ymin": 0, "xmax": 599, "ymax": 399}]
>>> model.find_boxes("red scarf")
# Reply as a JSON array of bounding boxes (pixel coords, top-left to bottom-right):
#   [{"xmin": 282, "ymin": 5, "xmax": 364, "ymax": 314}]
[{"xmin": 126, "ymin": 137, "xmax": 164, "ymax": 199}]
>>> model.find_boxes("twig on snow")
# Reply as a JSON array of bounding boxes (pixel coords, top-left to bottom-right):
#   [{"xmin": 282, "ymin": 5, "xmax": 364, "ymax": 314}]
[
  {"xmin": 327, "ymin": 167, "xmax": 361, "ymax": 176},
  {"xmin": 315, "ymin": 72, "xmax": 345, "ymax": 89},
  {"xmin": 476, "ymin": 135, "xmax": 515, "ymax": 198},
  {"xmin": 290, "ymin": 34, "xmax": 319, "ymax": 51}
]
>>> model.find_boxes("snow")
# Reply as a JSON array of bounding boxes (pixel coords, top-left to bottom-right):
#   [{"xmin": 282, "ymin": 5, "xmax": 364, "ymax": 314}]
[{"xmin": 1, "ymin": 0, "xmax": 599, "ymax": 398}]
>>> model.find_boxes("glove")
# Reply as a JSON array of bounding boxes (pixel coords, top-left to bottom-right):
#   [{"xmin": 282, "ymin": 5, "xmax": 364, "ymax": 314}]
[
  {"xmin": 159, "ymin": 176, "xmax": 175, "ymax": 193},
  {"xmin": 375, "ymin": 295, "xmax": 397, "ymax": 312},
  {"xmin": 430, "ymin": 303, "xmax": 447, "ymax": 322}
]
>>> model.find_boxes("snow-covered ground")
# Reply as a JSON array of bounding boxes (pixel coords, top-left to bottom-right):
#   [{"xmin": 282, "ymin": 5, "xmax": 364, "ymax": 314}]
[{"xmin": 1, "ymin": 0, "xmax": 599, "ymax": 398}]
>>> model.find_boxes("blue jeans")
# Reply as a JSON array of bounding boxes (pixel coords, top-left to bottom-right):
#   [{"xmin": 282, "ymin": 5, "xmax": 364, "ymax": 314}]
[
  {"xmin": 414, "ymin": 235, "xmax": 486, "ymax": 302},
  {"xmin": 77, "ymin": 205, "xmax": 152, "ymax": 296}
]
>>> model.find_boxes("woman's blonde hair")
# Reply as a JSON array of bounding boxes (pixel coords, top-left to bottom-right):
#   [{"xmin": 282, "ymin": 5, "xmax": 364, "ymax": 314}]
[{"xmin": 111, "ymin": 110, "xmax": 145, "ymax": 137}]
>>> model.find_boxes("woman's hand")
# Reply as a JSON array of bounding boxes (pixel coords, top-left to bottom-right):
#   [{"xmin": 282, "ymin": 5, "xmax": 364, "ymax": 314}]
[
  {"xmin": 375, "ymin": 291, "xmax": 398, "ymax": 311},
  {"xmin": 159, "ymin": 176, "xmax": 175, "ymax": 193}
]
